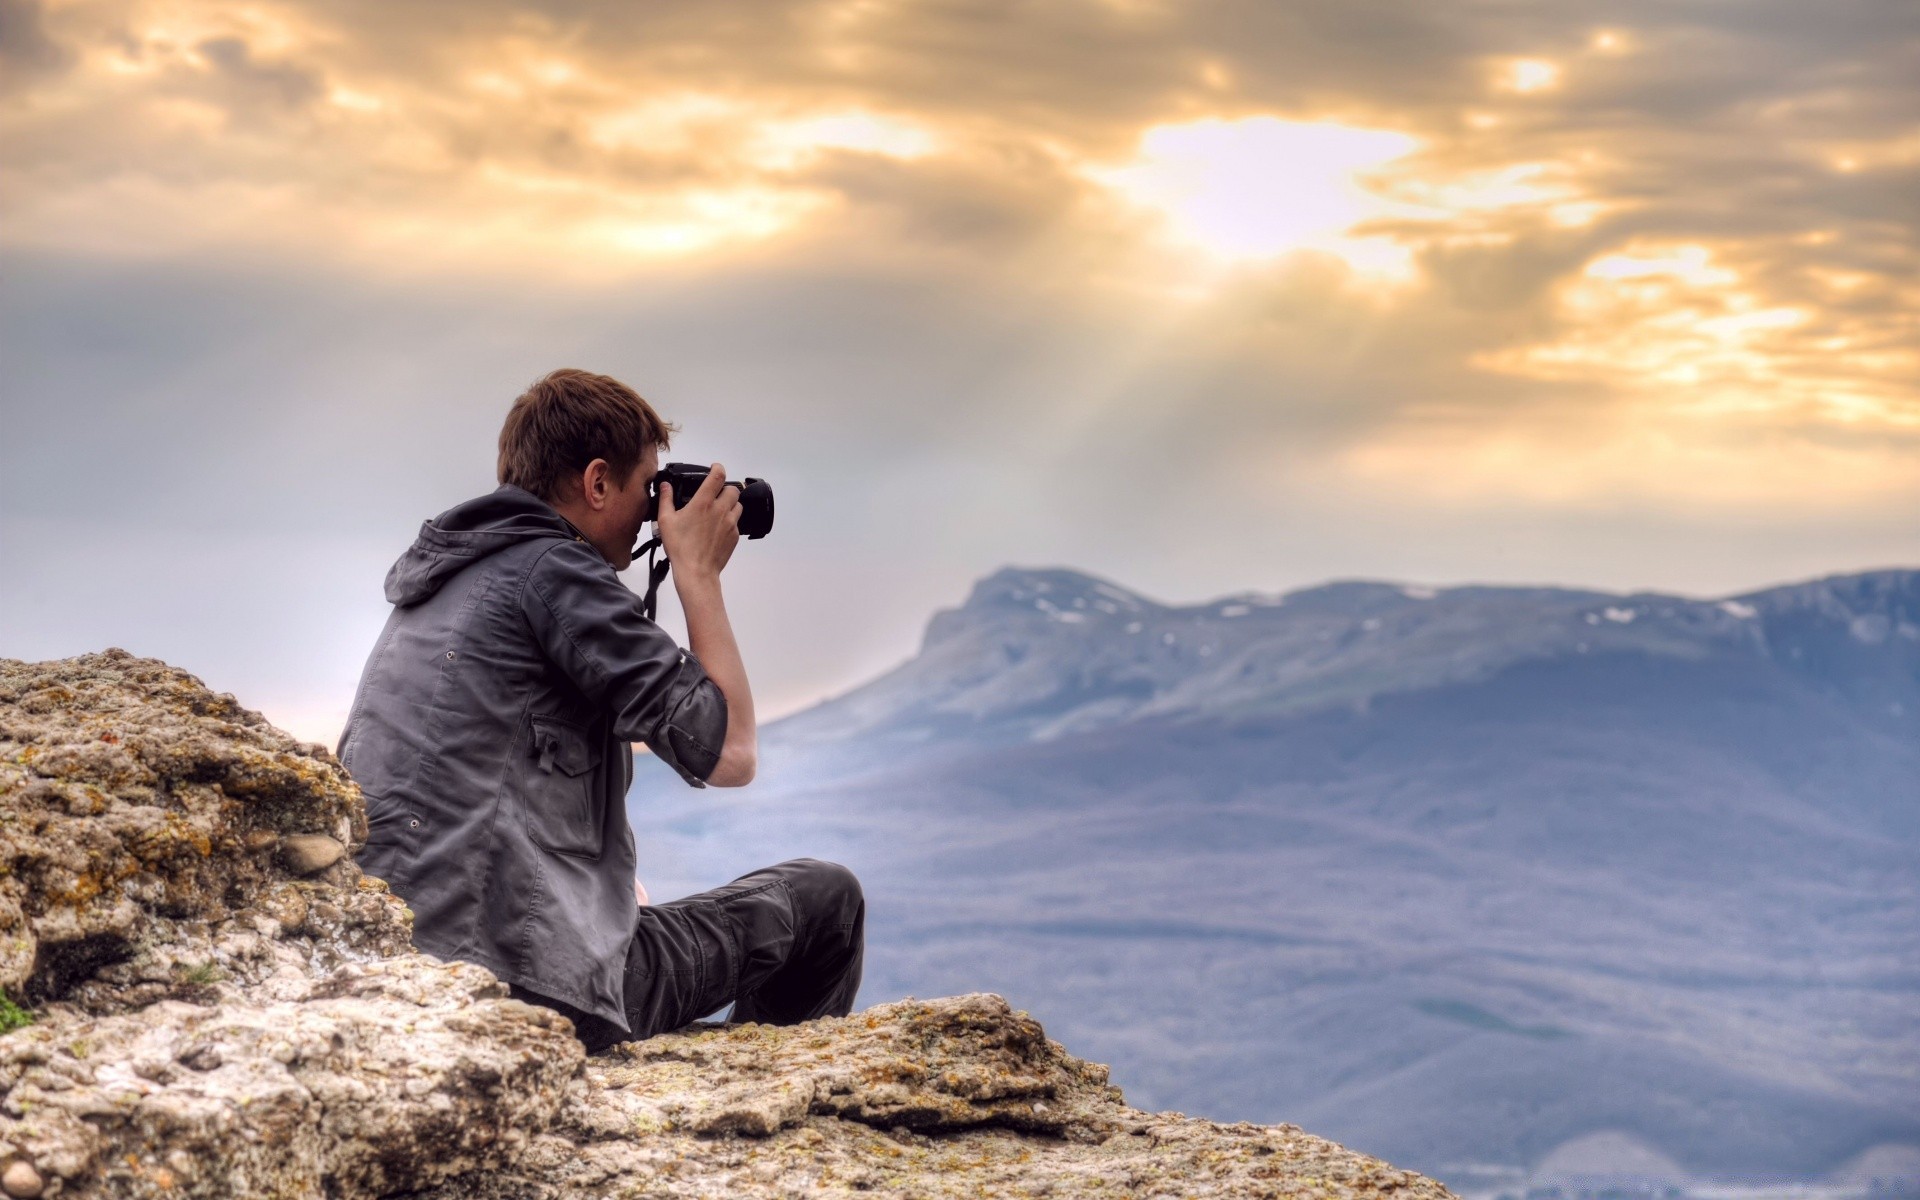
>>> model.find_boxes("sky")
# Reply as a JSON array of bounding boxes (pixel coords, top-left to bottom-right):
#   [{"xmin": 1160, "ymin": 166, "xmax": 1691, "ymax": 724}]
[{"xmin": 2, "ymin": 0, "xmax": 1917, "ymax": 744}]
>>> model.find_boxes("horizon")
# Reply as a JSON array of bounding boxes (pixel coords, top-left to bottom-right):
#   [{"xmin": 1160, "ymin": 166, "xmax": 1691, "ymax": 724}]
[
  {"xmin": 947, "ymin": 560, "xmax": 1920, "ymax": 608},
  {"xmin": 8, "ymin": 558, "xmax": 1909, "ymax": 750}
]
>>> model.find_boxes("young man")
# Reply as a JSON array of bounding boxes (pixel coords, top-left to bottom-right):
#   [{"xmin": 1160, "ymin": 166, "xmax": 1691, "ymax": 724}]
[{"xmin": 338, "ymin": 368, "xmax": 864, "ymax": 1052}]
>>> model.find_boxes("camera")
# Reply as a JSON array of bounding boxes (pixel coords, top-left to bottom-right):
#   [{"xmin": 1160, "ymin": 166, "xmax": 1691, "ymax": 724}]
[{"xmin": 644, "ymin": 462, "xmax": 775, "ymax": 539}]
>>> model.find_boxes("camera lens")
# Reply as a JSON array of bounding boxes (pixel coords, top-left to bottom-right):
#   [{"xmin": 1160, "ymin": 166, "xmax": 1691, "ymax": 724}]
[{"xmin": 737, "ymin": 478, "xmax": 774, "ymax": 539}]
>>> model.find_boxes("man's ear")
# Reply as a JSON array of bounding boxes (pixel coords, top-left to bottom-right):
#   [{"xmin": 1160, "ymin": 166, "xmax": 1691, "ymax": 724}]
[{"xmin": 583, "ymin": 459, "xmax": 611, "ymax": 510}]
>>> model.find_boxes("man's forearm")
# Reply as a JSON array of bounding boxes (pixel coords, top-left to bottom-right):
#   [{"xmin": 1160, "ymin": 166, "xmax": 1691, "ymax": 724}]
[{"xmin": 674, "ymin": 570, "xmax": 757, "ymax": 784}]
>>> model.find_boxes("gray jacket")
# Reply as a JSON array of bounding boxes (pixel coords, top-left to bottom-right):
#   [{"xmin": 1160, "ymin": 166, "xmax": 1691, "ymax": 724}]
[{"xmin": 339, "ymin": 485, "xmax": 727, "ymax": 1032}]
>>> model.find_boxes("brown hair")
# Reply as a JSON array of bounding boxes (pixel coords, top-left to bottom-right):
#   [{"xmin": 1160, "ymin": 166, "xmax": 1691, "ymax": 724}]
[{"xmin": 497, "ymin": 368, "xmax": 676, "ymax": 502}]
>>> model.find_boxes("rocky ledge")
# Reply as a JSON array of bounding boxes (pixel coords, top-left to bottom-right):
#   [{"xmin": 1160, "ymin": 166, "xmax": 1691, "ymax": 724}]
[{"xmin": 0, "ymin": 651, "xmax": 1453, "ymax": 1200}]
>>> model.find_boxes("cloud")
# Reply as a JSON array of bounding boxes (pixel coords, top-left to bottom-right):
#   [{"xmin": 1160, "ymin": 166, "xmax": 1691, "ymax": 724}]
[
  {"xmin": 5, "ymin": 0, "xmax": 1914, "ymax": 421},
  {"xmin": 0, "ymin": 0, "xmax": 70, "ymax": 85},
  {"xmin": 193, "ymin": 35, "xmax": 324, "ymax": 109},
  {"xmin": 2, "ymin": 0, "xmax": 1916, "ymax": 733}
]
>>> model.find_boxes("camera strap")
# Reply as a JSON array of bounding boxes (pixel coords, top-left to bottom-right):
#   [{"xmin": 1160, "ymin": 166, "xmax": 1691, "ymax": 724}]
[{"xmin": 635, "ymin": 535, "xmax": 671, "ymax": 623}]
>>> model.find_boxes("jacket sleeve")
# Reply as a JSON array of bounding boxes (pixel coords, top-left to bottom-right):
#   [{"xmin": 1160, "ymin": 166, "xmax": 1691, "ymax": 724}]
[{"xmin": 522, "ymin": 540, "xmax": 730, "ymax": 787}]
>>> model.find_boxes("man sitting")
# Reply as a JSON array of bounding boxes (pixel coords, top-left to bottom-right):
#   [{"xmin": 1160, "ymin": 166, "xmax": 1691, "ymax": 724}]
[{"xmin": 339, "ymin": 367, "xmax": 864, "ymax": 1051}]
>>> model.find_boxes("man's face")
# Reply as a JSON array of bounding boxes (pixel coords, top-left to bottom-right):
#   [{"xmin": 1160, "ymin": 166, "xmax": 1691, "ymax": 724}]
[{"xmin": 605, "ymin": 443, "xmax": 660, "ymax": 571}]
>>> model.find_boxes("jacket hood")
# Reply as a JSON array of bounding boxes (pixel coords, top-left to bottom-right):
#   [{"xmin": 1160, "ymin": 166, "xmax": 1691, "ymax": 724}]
[{"xmin": 385, "ymin": 485, "xmax": 582, "ymax": 605}]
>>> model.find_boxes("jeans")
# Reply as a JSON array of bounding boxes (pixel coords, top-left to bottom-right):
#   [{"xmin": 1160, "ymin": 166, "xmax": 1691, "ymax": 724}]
[{"xmin": 511, "ymin": 857, "xmax": 866, "ymax": 1052}]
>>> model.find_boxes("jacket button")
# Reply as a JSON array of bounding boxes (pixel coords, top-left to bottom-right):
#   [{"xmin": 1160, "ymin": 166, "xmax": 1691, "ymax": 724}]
[
  {"xmin": 408, "ymin": 819, "xmax": 420, "ymax": 829},
  {"xmin": 445, "ymin": 650, "xmax": 456, "ymax": 661}
]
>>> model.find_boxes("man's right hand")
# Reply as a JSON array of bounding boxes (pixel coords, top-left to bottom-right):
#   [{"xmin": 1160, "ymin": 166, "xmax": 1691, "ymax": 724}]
[{"xmin": 657, "ymin": 464, "xmax": 742, "ymax": 581}]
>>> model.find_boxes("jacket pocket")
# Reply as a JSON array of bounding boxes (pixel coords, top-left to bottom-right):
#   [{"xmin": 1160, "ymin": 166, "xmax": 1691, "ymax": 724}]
[
  {"xmin": 358, "ymin": 794, "xmax": 425, "ymax": 882},
  {"xmin": 523, "ymin": 715, "xmax": 604, "ymax": 859},
  {"xmin": 364, "ymin": 796, "xmax": 424, "ymax": 845}
]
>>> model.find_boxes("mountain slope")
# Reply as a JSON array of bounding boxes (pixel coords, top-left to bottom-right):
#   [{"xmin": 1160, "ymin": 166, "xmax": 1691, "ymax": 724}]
[{"xmin": 627, "ymin": 567, "xmax": 1920, "ymax": 1183}]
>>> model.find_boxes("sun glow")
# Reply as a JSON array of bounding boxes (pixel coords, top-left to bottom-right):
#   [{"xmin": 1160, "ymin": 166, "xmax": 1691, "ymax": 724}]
[
  {"xmin": 1088, "ymin": 116, "xmax": 1421, "ymax": 273},
  {"xmin": 1498, "ymin": 58, "xmax": 1563, "ymax": 93},
  {"xmin": 755, "ymin": 111, "xmax": 940, "ymax": 168},
  {"xmin": 1474, "ymin": 240, "xmax": 1916, "ymax": 431},
  {"xmin": 1338, "ymin": 408, "xmax": 1920, "ymax": 510}
]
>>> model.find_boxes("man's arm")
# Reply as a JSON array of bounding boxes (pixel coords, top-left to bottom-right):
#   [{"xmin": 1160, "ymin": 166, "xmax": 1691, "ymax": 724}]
[
  {"xmin": 657, "ymin": 466, "xmax": 758, "ymax": 787},
  {"xmin": 522, "ymin": 541, "xmax": 728, "ymax": 786}
]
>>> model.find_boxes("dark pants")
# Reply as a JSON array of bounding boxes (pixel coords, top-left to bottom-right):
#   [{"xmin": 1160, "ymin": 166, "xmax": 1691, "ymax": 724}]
[{"xmin": 512, "ymin": 857, "xmax": 866, "ymax": 1053}]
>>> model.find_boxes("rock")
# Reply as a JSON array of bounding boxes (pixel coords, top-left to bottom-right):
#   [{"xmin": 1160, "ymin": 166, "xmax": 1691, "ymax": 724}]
[
  {"xmin": 1, "ymin": 1161, "xmax": 41, "ymax": 1199},
  {"xmin": 0, "ymin": 652, "xmax": 1458, "ymax": 1200},
  {"xmin": 278, "ymin": 834, "xmax": 346, "ymax": 876},
  {"xmin": 0, "ymin": 650, "xmax": 395, "ymax": 1018}
]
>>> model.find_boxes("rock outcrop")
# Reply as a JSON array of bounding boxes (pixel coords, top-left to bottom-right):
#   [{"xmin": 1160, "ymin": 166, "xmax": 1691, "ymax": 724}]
[{"xmin": 0, "ymin": 650, "xmax": 1454, "ymax": 1199}]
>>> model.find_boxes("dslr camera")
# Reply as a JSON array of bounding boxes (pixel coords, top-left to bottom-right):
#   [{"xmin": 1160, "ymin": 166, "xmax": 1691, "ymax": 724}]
[
  {"xmin": 631, "ymin": 463, "xmax": 773, "ymax": 620},
  {"xmin": 644, "ymin": 462, "xmax": 774, "ymax": 540}
]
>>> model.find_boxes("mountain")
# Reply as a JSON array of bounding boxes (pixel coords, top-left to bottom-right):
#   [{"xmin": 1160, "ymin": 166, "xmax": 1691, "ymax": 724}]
[
  {"xmin": 626, "ymin": 568, "xmax": 1920, "ymax": 1186},
  {"xmin": 776, "ymin": 567, "xmax": 1918, "ymax": 759}
]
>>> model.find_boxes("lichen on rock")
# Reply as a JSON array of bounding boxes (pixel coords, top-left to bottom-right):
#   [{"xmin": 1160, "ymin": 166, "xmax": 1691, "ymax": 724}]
[{"xmin": 0, "ymin": 651, "xmax": 1457, "ymax": 1199}]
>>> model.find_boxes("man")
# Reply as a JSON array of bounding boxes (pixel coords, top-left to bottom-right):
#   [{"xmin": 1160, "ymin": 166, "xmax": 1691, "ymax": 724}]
[{"xmin": 339, "ymin": 368, "xmax": 864, "ymax": 1052}]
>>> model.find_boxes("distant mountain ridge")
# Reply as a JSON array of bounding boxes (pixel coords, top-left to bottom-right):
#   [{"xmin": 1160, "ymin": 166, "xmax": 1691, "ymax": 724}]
[
  {"xmin": 774, "ymin": 566, "xmax": 1920, "ymax": 749},
  {"xmin": 630, "ymin": 565, "xmax": 1920, "ymax": 1184}
]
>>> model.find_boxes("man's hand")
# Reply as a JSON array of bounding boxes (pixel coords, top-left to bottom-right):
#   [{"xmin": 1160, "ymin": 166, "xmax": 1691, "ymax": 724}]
[
  {"xmin": 656, "ymin": 465, "xmax": 741, "ymax": 582},
  {"xmin": 635, "ymin": 877, "xmax": 650, "ymax": 906},
  {"xmin": 658, "ymin": 462, "xmax": 759, "ymax": 788}
]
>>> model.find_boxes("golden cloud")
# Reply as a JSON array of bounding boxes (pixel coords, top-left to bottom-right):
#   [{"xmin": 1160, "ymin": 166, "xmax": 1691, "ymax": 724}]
[{"xmin": 5, "ymin": 0, "xmax": 1916, "ymax": 513}]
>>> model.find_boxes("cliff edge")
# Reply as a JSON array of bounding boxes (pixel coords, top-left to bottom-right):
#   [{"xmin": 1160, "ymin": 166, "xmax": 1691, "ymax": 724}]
[{"xmin": 0, "ymin": 650, "xmax": 1454, "ymax": 1200}]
